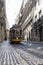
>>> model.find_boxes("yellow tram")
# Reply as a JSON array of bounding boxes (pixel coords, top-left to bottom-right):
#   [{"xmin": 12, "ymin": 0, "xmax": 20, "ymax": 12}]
[{"xmin": 9, "ymin": 24, "xmax": 23, "ymax": 43}]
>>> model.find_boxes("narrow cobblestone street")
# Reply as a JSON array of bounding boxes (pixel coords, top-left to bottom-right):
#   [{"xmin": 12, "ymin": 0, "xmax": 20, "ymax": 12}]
[
  {"xmin": 0, "ymin": 41, "xmax": 29, "ymax": 65},
  {"xmin": 0, "ymin": 0, "xmax": 43, "ymax": 65},
  {"xmin": 0, "ymin": 41, "xmax": 43, "ymax": 65}
]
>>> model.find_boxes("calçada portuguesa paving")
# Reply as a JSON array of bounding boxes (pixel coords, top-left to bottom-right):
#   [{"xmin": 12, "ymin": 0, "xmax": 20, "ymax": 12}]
[{"xmin": 0, "ymin": 40, "xmax": 43, "ymax": 65}]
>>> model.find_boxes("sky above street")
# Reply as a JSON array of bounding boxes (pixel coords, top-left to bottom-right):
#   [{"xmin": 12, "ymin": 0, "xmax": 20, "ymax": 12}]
[{"xmin": 6, "ymin": 0, "xmax": 22, "ymax": 28}]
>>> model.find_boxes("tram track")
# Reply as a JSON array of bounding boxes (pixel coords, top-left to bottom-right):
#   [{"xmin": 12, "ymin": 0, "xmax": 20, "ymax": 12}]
[
  {"xmin": 10, "ymin": 44, "xmax": 37, "ymax": 65},
  {"xmin": 0, "ymin": 41, "xmax": 43, "ymax": 65},
  {"xmin": 17, "ymin": 43, "xmax": 43, "ymax": 59},
  {"xmin": 9, "ymin": 44, "xmax": 30, "ymax": 65},
  {"xmin": 11, "ymin": 44, "xmax": 43, "ymax": 65}
]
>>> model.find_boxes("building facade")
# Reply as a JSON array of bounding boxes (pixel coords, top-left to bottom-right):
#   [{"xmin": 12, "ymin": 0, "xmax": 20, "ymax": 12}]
[
  {"xmin": 0, "ymin": 0, "xmax": 6, "ymax": 42},
  {"xmin": 18, "ymin": 0, "xmax": 43, "ymax": 42},
  {"xmin": 6, "ymin": 19, "xmax": 10, "ymax": 40},
  {"xmin": 18, "ymin": 0, "xmax": 36, "ymax": 41},
  {"xmin": 32, "ymin": 0, "xmax": 43, "ymax": 41}
]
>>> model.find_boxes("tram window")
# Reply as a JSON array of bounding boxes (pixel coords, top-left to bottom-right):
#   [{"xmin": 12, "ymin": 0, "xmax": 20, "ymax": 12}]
[
  {"xmin": 20, "ymin": 30, "xmax": 22, "ymax": 35},
  {"xmin": 16, "ymin": 30, "xmax": 19, "ymax": 35},
  {"xmin": 12, "ymin": 30, "xmax": 15, "ymax": 34}
]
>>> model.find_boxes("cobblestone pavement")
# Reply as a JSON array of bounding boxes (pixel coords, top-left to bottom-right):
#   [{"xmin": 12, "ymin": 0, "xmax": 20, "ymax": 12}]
[
  {"xmin": 21, "ymin": 42, "xmax": 43, "ymax": 59},
  {"xmin": 0, "ymin": 41, "xmax": 43, "ymax": 65}
]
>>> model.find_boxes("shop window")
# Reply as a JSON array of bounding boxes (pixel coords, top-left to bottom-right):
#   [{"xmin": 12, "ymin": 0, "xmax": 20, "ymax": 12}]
[
  {"xmin": 29, "ymin": 31, "xmax": 30, "ymax": 40},
  {"xmin": 35, "ymin": 30, "xmax": 37, "ymax": 36}
]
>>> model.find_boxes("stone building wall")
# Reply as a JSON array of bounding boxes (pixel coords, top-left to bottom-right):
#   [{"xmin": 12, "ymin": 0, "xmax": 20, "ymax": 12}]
[
  {"xmin": 32, "ymin": 0, "xmax": 43, "ymax": 42},
  {"xmin": 0, "ymin": 0, "xmax": 6, "ymax": 42},
  {"xmin": 18, "ymin": 0, "xmax": 36, "ymax": 41}
]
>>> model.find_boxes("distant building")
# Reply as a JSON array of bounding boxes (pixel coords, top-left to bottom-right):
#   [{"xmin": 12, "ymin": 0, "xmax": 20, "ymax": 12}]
[{"xmin": 0, "ymin": 0, "xmax": 6, "ymax": 42}]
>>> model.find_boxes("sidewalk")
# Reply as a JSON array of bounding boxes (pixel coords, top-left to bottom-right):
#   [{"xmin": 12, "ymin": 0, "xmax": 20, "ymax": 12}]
[{"xmin": 21, "ymin": 40, "xmax": 43, "ymax": 44}]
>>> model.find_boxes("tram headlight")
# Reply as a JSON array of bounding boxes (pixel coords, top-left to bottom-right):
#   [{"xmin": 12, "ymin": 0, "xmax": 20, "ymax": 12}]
[{"xmin": 16, "ymin": 37, "xmax": 18, "ymax": 39}]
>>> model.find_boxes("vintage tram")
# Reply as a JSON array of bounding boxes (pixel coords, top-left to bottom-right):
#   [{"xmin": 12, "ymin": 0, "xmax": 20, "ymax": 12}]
[{"xmin": 9, "ymin": 24, "xmax": 23, "ymax": 43}]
